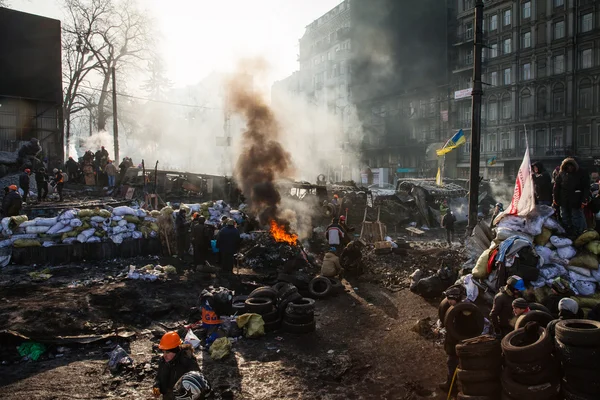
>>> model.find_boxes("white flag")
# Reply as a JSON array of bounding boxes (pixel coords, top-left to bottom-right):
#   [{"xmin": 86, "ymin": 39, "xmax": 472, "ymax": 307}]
[{"xmin": 507, "ymin": 146, "xmax": 536, "ymax": 216}]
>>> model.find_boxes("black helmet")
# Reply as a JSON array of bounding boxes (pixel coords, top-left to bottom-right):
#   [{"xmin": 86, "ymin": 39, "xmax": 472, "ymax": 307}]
[{"xmin": 173, "ymin": 371, "xmax": 211, "ymax": 400}]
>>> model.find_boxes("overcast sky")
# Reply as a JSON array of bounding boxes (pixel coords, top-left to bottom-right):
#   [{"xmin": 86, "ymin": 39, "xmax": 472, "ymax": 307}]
[{"xmin": 10, "ymin": 0, "xmax": 342, "ymax": 88}]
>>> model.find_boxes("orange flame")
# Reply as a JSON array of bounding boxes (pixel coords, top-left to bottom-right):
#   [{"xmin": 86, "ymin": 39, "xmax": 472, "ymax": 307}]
[{"xmin": 269, "ymin": 220, "xmax": 298, "ymax": 245}]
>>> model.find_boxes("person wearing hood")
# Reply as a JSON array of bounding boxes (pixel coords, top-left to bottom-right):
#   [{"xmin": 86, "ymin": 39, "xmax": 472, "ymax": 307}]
[
  {"xmin": 553, "ymin": 157, "xmax": 590, "ymax": 237},
  {"xmin": 546, "ymin": 298, "xmax": 583, "ymax": 339},
  {"xmin": 438, "ymin": 284, "xmax": 465, "ymax": 394},
  {"xmin": 490, "ymin": 275, "xmax": 525, "ymax": 338},
  {"xmin": 216, "ymin": 219, "xmax": 241, "ymax": 274},
  {"xmin": 2, "ymin": 185, "xmax": 22, "ymax": 217},
  {"xmin": 531, "ymin": 162, "xmax": 553, "ymax": 206},
  {"xmin": 321, "ymin": 247, "xmax": 343, "ymax": 278},
  {"xmin": 153, "ymin": 331, "xmax": 200, "ymax": 399}
]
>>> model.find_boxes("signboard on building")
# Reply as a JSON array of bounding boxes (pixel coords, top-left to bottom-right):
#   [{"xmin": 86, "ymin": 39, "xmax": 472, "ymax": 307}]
[{"xmin": 454, "ymin": 88, "xmax": 473, "ymax": 100}]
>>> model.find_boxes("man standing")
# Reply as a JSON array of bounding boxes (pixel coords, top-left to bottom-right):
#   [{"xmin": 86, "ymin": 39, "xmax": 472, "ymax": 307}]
[
  {"xmin": 191, "ymin": 215, "xmax": 212, "ymax": 267},
  {"xmin": 438, "ymin": 285, "xmax": 464, "ymax": 394},
  {"xmin": 35, "ymin": 167, "xmax": 48, "ymax": 202},
  {"xmin": 441, "ymin": 211, "xmax": 456, "ymax": 246},
  {"xmin": 532, "ymin": 162, "xmax": 553, "ymax": 206},
  {"xmin": 19, "ymin": 168, "xmax": 31, "ymax": 203},
  {"xmin": 490, "ymin": 275, "xmax": 525, "ymax": 338},
  {"xmin": 325, "ymin": 217, "xmax": 345, "ymax": 248},
  {"xmin": 66, "ymin": 157, "xmax": 79, "ymax": 182},
  {"xmin": 216, "ymin": 219, "xmax": 241, "ymax": 274},
  {"xmin": 104, "ymin": 160, "xmax": 118, "ymax": 187},
  {"xmin": 2, "ymin": 185, "xmax": 22, "ymax": 217},
  {"xmin": 175, "ymin": 209, "xmax": 189, "ymax": 260},
  {"xmin": 119, "ymin": 157, "xmax": 130, "ymax": 183},
  {"xmin": 553, "ymin": 157, "xmax": 589, "ymax": 237},
  {"xmin": 52, "ymin": 168, "xmax": 64, "ymax": 202}
]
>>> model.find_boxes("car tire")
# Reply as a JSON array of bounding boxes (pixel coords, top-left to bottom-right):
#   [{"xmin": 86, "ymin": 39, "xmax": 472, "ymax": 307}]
[
  {"xmin": 563, "ymin": 375, "xmax": 600, "ymax": 396},
  {"xmin": 272, "ymin": 282, "xmax": 288, "ymax": 293},
  {"xmin": 456, "ymin": 335, "xmax": 501, "ymax": 359},
  {"xmin": 232, "ymin": 295, "xmax": 248, "ymax": 314},
  {"xmin": 327, "ymin": 277, "xmax": 343, "ymax": 293},
  {"xmin": 509, "ymin": 357, "xmax": 560, "ymax": 386},
  {"xmin": 278, "ymin": 292, "xmax": 303, "ymax": 315},
  {"xmin": 260, "ymin": 307, "xmax": 279, "ymax": 323},
  {"xmin": 278, "ymin": 284, "xmax": 299, "ymax": 301},
  {"xmin": 459, "ymin": 355, "xmax": 502, "ymax": 371},
  {"xmin": 283, "ymin": 312, "xmax": 314, "ymax": 325},
  {"xmin": 501, "ymin": 368, "xmax": 560, "ymax": 400},
  {"xmin": 308, "ymin": 276, "xmax": 332, "ymax": 298},
  {"xmin": 444, "ymin": 303, "xmax": 485, "ymax": 342},
  {"xmin": 460, "ymin": 381, "xmax": 501, "ymax": 397},
  {"xmin": 244, "ymin": 297, "xmax": 273, "ymax": 315},
  {"xmin": 555, "ymin": 319, "xmax": 600, "ymax": 347},
  {"xmin": 501, "ymin": 326, "xmax": 553, "ymax": 364},
  {"xmin": 286, "ymin": 298, "xmax": 315, "ymax": 315},
  {"xmin": 282, "ymin": 319, "xmax": 316, "ymax": 334},
  {"xmin": 555, "ymin": 339, "xmax": 600, "ymax": 369},
  {"xmin": 456, "ymin": 368, "xmax": 498, "ymax": 383},
  {"xmin": 562, "ymin": 383, "xmax": 598, "ymax": 400},
  {"xmin": 528, "ymin": 303, "xmax": 551, "ymax": 314},
  {"xmin": 264, "ymin": 318, "xmax": 281, "ymax": 333},
  {"xmin": 248, "ymin": 286, "xmax": 278, "ymax": 302},
  {"xmin": 504, "ymin": 354, "xmax": 554, "ymax": 375},
  {"xmin": 439, "ymin": 298, "xmax": 451, "ymax": 324},
  {"xmin": 514, "ymin": 310, "xmax": 554, "ymax": 330}
]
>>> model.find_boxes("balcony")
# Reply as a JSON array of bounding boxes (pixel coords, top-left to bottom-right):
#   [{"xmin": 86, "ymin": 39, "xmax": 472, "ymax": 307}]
[
  {"xmin": 453, "ymin": 31, "xmax": 474, "ymax": 46},
  {"xmin": 334, "ymin": 49, "xmax": 352, "ymax": 60},
  {"xmin": 453, "ymin": 57, "xmax": 474, "ymax": 73},
  {"xmin": 459, "ymin": 146, "xmax": 576, "ymax": 163}
]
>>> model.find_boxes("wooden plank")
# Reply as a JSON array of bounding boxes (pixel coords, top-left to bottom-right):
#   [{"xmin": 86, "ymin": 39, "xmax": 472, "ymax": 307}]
[{"xmin": 405, "ymin": 227, "xmax": 425, "ymax": 235}]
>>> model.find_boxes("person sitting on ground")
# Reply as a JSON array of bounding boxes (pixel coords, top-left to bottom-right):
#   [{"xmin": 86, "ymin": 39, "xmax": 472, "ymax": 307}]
[
  {"xmin": 321, "ymin": 247, "xmax": 343, "ymax": 278},
  {"xmin": 2, "ymin": 185, "xmax": 22, "ymax": 217},
  {"xmin": 546, "ymin": 298, "xmax": 583, "ymax": 339},
  {"xmin": 153, "ymin": 331, "xmax": 200, "ymax": 399},
  {"xmin": 490, "ymin": 275, "xmax": 525, "ymax": 338},
  {"xmin": 438, "ymin": 285, "xmax": 464, "ymax": 394},
  {"xmin": 325, "ymin": 217, "xmax": 344, "ymax": 248}
]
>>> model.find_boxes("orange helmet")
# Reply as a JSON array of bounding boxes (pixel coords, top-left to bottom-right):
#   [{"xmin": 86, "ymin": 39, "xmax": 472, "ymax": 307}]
[
  {"xmin": 333, "ymin": 194, "xmax": 339, "ymax": 199},
  {"xmin": 158, "ymin": 331, "xmax": 182, "ymax": 350},
  {"xmin": 8, "ymin": 185, "xmax": 17, "ymax": 191}
]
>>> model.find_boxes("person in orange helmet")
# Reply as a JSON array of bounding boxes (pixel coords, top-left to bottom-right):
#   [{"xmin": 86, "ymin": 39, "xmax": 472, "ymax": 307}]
[{"xmin": 153, "ymin": 331, "xmax": 199, "ymax": 399}]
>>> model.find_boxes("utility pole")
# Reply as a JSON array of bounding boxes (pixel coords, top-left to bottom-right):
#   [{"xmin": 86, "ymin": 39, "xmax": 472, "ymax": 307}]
[
  {"xmin": 111, "ymin": 67, "xmax": 120, "ymax": 162},
  {"xmin": 467, "ymin": 0, "xmax": 484, "ymax": 235}
]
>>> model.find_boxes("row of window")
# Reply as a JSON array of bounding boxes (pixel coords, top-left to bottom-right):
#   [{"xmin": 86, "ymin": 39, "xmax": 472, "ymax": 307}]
[
  {"xmin": 311, "ymin": 42, "xmax": 351, "ymax": 66},
  {"xmin": 460, "ymin": 127, "xmax": 569, "ymax": 155}
]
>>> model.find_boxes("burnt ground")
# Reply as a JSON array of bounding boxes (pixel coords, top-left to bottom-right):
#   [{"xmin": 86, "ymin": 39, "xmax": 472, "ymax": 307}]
[{"xmin": 0, "ymin": 243, "xmax": 461, "ymax": 400}]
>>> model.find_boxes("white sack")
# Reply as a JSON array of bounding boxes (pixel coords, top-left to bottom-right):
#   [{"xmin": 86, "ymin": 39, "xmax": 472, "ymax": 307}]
[
  {"xmin": 69, "ymin": 219, "xmax": 83, "ymax": 228},
  {"xmin": 25, "ymin": 226, "xmax": 50, "ymax": 234},
  {"xmin": 550, "ymin": 236, "xmax": 573, "ymax": 248},
  {"xmin": 573, "ymin": 281, "xmax": 596, "ymax": 296},
  {"xmin": 112, "ymin": 206, "xmax": 136, "ymax": 216},
  {"xmin": 557, "ymin": 246, "xmax": 577, "ymax": 259}
]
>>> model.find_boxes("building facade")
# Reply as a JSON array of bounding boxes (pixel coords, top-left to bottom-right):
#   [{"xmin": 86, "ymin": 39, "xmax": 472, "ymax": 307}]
[{"xmin": 451, "ymin": 0, "xmax": 600, "ymax": 181}]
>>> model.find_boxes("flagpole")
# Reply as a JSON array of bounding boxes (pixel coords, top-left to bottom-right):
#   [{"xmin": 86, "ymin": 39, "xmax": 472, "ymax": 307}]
[{"xmin": 467, "ymin": 0, "xmax": 485, "ymax": 236}]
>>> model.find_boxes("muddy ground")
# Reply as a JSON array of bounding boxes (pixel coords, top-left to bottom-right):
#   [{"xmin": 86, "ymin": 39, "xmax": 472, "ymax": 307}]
[{"xmin": 0, "ymin": 242, "xmax": 463, "ymax": 400}]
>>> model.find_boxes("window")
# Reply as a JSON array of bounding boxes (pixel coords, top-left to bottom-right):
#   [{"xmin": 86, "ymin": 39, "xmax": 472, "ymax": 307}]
[
  {"xmin": 489, "ymin": 101, "xmax": 498, "ymax": 121},
  {"xmin": 554, "ymin": 21, "xmax": 565, "ymax": 39},
  {"xmin": 504, "ymin": 68, "xmax": 511, "ymax": 85},
  {"xmin": 522, "ymin": 32, "xmax": 531, "ymax": 48},
  {"xmin": 581, "ymin": 49, "xmax": 592, "ymax": 69},
  {"xmin": 488, "ymin": 133, "xmax": 497, "ymax": 152},
  {"xmin": 596, "ymin": 126, "xmax": 600, "ymax": 147},
  {"xmin": 579, "ymin": 79, "xmax": 592, "ymax": 110},
  {"xmin": 523, "ymin": 2, "xmax": 531, "ymax": 19},
  {"xmin": 490, "ymin": 43, "xmax": 498, "ymax": 58},
  {"xmin": 522, "ymin": 63, "xmax": 532, "ymax": 80},
  {"xmin": 461, "ymin": 104, "xmax": 471, "ymax": 123},
  {"xmin": 552, "ymin": 128, "xmax": 564, "ymax": 148},
  {"xmin": 536, "ymin": 130, "xmax": 549, "ymax": 153},
  {"xmin": 491, "ymin": 15, "xmax": 498, "ymax": 31},
  {"xmin": 578, "ymin": 126, "xmax": 591, "ymax": 147},
  {"xmin": 537, "ymin": 88, "xmax": 547, "ymax": 116},
  {"xmin": 463, "ymin": 0, "xmax": 474, "ymax": 11},
  {"xmin": 503, "ymin": 38, "xmax": 512, "ymax": 54},
  {"xmin": 581, "ymin": 13, "xmax": 593, "ymax": 33},
  {"xmin": 503, "ymin": 9, "xmax": 511, "ymax": 26},
  {"xmin": 501, "ymin": 132, "xmax": 510, "ymax": 150},
  {"xmin": 466, "ymin": 49, "xmax": 474, "ymax": 64},
  {"xmin": 340, "ymin": 60, "xmax": 347, "ymax": 74},
  {"xmin": 554, "ymin": 0, "xmax": 564, "ymax": 7},
  {"xmin": 465, "ymin": 22, "xmax": 474, "ymax": 40},
  {"xmin": 554, "ymin": 55, "xmax": 565, "ymax": 74},
  {"xmin": 537, "ymin": 61, "xmax": 546, "ymax": 78},
  {"xmin": 553, "ymin": 84, "xmax": 565, "ymax": 112},
  {"xmin": 502, "ymin": 95, "xmax": 512, "ymax": 119},
  {"xmin": 520, "ymin": 89, "xmax": 533, "ymax": 117},
  {"xmin": 491, "ymin": 71, "xmax": 498, "ymax": 86}
]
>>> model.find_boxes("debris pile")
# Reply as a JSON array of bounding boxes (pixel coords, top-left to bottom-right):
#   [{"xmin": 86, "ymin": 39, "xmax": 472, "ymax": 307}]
[{"xmin": 240, "ymin": 232, "xmax": 301, "ymax": 270}]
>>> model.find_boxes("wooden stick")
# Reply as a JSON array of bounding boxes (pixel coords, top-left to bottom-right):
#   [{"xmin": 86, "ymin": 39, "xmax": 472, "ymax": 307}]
[{"xmin": 163, "ymin": 228, "xmax": 172, "ymax": 256}]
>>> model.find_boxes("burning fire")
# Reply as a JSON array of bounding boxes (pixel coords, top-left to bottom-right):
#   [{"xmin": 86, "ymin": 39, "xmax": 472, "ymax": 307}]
[{"xmin": 270, "ymin": 220, "xmax": 298, "ymax": 245}]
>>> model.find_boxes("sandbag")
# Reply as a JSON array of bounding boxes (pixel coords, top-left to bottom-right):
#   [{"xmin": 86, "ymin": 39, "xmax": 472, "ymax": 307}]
[
  {"xmin": 112, "ymin": 216, "xmax": 123, "ymax": 222},
  {"xmin": 98, "ymin": 209, "xmax": 112, "ymax": 218},
  {"xmin": 69, "ymin": 219, "xmax": 83, "ymax": 228},
  {"xmin": 81, "ymin": 228, "xmax": 95, "ymax": 239},
  {"xmin": 56, "ymin": 226, "xmax": 73, "ymax": 234},
  {"xmin": 62, "ymin": 237, "xmax": 76, "ymax": 244},
  {"xmin": 10, "ymin": 215, "xmax": 28, "ymax": 227},
  {"xmin": 568, "ymin": 269, "xmax": 596, "ymax": 281},
  {"xmin": 573, "ymin": 295, "xmax": 600, "ymax": 309},
  {"xmin": 132, "ymin": 231, "xmax": 143, "ymax": 239},
  {"xmin": 535, "ymin": 246, "xmax": 553, "ymax": 263},
  {"xmin": 87, "ymin": 236, "xmax": 101, "ymax": 243},
  {"xmin": 209, "ymin": 337, "xmax": 231, "ymax": 360},
  {"xmin": 112, "ymin": 226, "xmax": 127, "ymax": 235},
  {"xmin": 160, "ymin": 206, "xmax": 174, "ymax": 216},
  {"xmin": 1, "ymin": 217, "xmax": 10, "ymax": 232},
  {"xmin": 135, "ymin": 209, "xmax": 147, "ymax": 218},
  {"xmin": 91, "ymin": 216, "xmax": 107, "ymax": 223},
  {"xmin": 569, "ymin": 253, "xmax": 599, "ymax": 270},
  {"xmin": 112, "ymin": 206, "xmax": 136, "ymax": 216},
  {"xmin": 150, "ymin": 210, "xmax": 160, "ymax": 217},
  {"xmin": 25, "ymin": 226, "xmax": 50, "ymax": 235},
  {"xmin": 19, "ymin": 221, "xmax": 37, "ymax": 228},
  {"xmin": 0, "ymin": 239, "xmax": 13, "ymax": 248},
  {"xmin": 473, "ymin": 248, "xmax": 492, "ymax": 279},
  {"xmin": 77, "ymin": 209, "xmax": 94, "ymax": 218},
  {"xmin": 575, "ymin": 230, "xmax": 600, "ymax": 247},
  {"xmin": 13, "ymin": 239, "xmax": 41, "ymax": 248},
  {"xmin": 76, "ymin": 234, "xmax": 87, "ymax": 243},
  {"xmin": 586, "ymin": 241, "xmax": 600, "ymax": 255},
  {"xmin": 110, "ymin": 234, "xmax": 124, "ymax": 244},
  {"xmin": 539, "ymin": 265, "xmax": 562, "ymax": 280},
  {"xmin": 592, "ymin": 268, "xmax": 600, "ymax": 283},
  {"xmin": 46, "ymin": 222, "xmax": 66, "ymax": 235},
  {"xmin": 573, "ymin": 281, "xmax": 597, "ymax": 297},
  {"xmin": 124, "ymin": 215, "xmax": 140, "ymax": 224},
  {"xmin": 534, "ymin": 228, "xmax": 552, "ymax": 246},
  {"xmin": 58, "ymin": 210, "xmax": 77, "ymax": 221},
  {"xmin": 550, "ymin": 236, "xmax": 572, "ymax": 248},
  {"xmin": 497, "ymin": 227, "xmax": 526, "ymax": 241},
  {"xmin": 117, "ymin": 220, "xmax": 127, "ymax": 227},
  {"xmin": 557, "ymin": 246, "xmax": 577, "ymax": 260},
  {"xmin": 126, "ymin": 223, "xmax": 136, "ymax": 231},
  {"xmin": 543, "ymin": 217, "xmax": 565, "ymax": 234},
  {"xmin": 144, "ymin": 217, "xmax": 157, "ymax": 223},
  {"xmin": 34, "ymin": 217, "xmax": 58, "ymax": 227}
]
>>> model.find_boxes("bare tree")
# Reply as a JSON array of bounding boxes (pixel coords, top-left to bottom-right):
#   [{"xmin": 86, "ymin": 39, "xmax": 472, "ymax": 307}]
[{"xmin": 141, "ymin": 55, "xmax": 172, "ymax": 101}]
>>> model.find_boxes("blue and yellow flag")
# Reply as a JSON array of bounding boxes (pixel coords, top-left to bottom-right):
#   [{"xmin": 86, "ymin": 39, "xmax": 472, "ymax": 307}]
[{"xmin": 436, "ymin": 129, "xmax": 466, "ymax": 156}]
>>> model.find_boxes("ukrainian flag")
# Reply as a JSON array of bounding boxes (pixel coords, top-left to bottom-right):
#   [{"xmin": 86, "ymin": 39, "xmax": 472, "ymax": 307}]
[{"xmin": 436, "ymin": 129, "xmax": 466, "ymax": 156}]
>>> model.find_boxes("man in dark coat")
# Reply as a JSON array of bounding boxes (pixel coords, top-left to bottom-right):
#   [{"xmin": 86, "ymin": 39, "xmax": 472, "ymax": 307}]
[
  {"xmin": 19, "ymin": 168, "xmax": 31, "ymax": 202},
  {"xmin": 35, "ymin": 167, "xmax": 48, "ymax": 202},
  {"xmin": 216, "ymin": 219, "xmax": 241, "ymax": 274},
  {"xmin": 191, "ymin": 215, "xmax": 212, "ymax": 266},
  {"xmin": 490, "ymin": 275, "xmax": 525, "ymax": 338},
  {"xmin": 532, "ymin": 161, "xmax": 553, "ymax": 206},
  {"xmin": 153, "ymin": 331, "xmax": 199, "ymax": 399},
  {"xmin": 175, "ymin": 209, "xmax": 189, "ymax": 259},
  {"xmin": 553, "ymin": 157, "xmax": 590, "ymax": 237},
  {"xmin": 2, "ymin": 185, "xmax": 22, "ymax": 217},
  {"xmin": 438, "ymin": 285, "xmax": 464, "ymax": 394},
  {"xmin": 119, "ymin": 157, "xmax": 130, "ymax": 183},
  {"xmin": 441, "ymin": 211, "xmax": 456, "ymax": 245},
  {"xmin": 546, "ymin": 298, "xmax": 583, "ymax": 339},
  {"xmin": 66, "ymin": 157, "xmax": 79, "ymax": 182}
]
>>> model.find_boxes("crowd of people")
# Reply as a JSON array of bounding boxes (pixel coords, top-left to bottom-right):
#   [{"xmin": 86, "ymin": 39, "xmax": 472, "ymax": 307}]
[
  {"xmin": 1, "ymin": 167, "xmax": 65, "ymax": 217},
  {"xmin": 65, "ymin": 146, "xmax": 135, "ymax": 188}
]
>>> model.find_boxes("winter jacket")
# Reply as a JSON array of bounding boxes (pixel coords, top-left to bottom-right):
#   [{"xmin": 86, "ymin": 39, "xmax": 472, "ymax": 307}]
[
  {"xmin": 216, "ymin": 225, "xmax": 241, "ymax": 254},
  {"xmin": 191, "ymin": 222, "xmax": 212, "ymax": 248},
  {"xmin": 35, "ymin": 171, "xmax": 47, "ymax": 185},
  {"xmin": 325, "ymin": 223, "xmax": 344, "ymax": 246},
  {"xmin": 104, "ymin": 163, "xmax": 118, "ymax": 176},
  {"xmin": 66, "ymin": 158, "xmax": 78, "ymax": 172},
  {"xmin": 442, "ymin": 213, "xmax": 456, "ymax": 229},
  {"xmin": 175, "ymin": 212, "xmax": 188, "ymax": 233},
  {"xmin": 490, "ymin": 286, "xmax": 516, "ymax": 335},
  {"xmin": 2, "ymin": 190, "xmax": 22, "ymax": 217},
  {"xmin": 546, "ymin": 309, "xmax": 582, "ymax": 339},
  {"xmin": 154, "ymin": 344, "xmax": 199, "ymax": 398},
  {"xmin": 19, "ymin": 173, "xmax": 30, "ymax": 189},
  {"xmin": 321, "ymin": 251, "xmax": 342, "ymax": 277},
  {"xmin": 553, "ymin": 158, "xmax": 590, "ymax": 209},
  {"xmin": 531, "ymin": 162, "xmax": 553, "ymax": 203}
]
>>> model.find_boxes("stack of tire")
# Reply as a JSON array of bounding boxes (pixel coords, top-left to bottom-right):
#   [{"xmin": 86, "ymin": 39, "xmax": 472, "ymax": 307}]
[
  {"xmin": 282, "ymin": 297, "xmax": 316, "ymax": 334},
  {"xmin": 455, "ymin": 335, "xmax": 502, "ymax": 400},
  {"xmin": 554, "ymin": 319, "xmax": 600, "ymax": 400},
  {"xmin": 514, "ymin": 304, "xmax": 554, "ymax": 330},
  {"xmin": 501, "ymin": 325, "xmax": 560, "ymax": 400},
  {"xmin": 307, "ymin": 275, "xmax": 343, "ymax": 299},
  {"xmin": 244, "ymin": 287, "xmax": 281, "ymax": 332}
]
